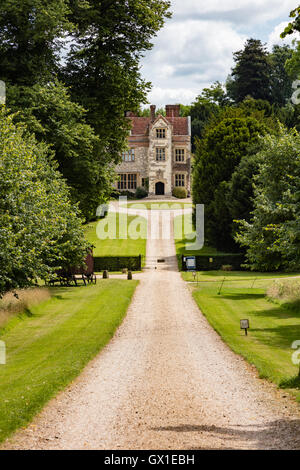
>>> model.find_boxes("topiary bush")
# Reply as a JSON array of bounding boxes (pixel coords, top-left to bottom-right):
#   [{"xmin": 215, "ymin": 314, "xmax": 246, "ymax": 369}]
[
  {"xmin": 172, "ymin": 187, "xmax": 187, "ymax": 199},
  {"xmin": 135, "ymin": 186, "xmax": 148, "ymax": 199}
]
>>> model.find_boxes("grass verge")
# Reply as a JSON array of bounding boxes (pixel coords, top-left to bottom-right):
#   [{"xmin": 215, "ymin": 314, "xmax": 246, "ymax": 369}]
[
  {"xmin": 182, "ymin": 271, "xmax": 300, "ymax": 282},
  {"xmin": 192, "ymin": 278, "xmax": 300, "ymax": 401},
  {"xmin": 84, "ymin": 212, "xmax": 147, "ymax": 258},
  {"xmin": 0, "ymin": 280, "xmax": 137, "ymax": 443}
]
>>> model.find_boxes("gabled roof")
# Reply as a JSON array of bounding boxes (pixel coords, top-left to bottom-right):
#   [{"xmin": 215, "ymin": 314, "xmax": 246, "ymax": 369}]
[{"xmin": 129, "ymin": 116, "xmax": 189, "ymax": 136}]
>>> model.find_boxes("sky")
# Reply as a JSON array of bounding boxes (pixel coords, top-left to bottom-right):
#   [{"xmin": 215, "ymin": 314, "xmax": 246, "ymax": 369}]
[{"xmin": 140, "ymin": 0, "xmax": 299, "ymax": 107}]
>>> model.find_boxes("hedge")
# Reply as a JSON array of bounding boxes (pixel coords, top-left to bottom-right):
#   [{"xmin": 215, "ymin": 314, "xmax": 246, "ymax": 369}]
[
  {"xmin": 94, "ymin": 255, "xmax": 142, "ymax": 272},
  {"xmin": 181, "ymin": 254, "xmax": 245, "ymax": 271}
]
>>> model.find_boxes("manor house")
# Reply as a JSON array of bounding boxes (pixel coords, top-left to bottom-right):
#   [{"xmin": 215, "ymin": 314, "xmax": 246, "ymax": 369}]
[{"xmin": 115, "ymin": 104, "xmax": 191, "ymax": 197}]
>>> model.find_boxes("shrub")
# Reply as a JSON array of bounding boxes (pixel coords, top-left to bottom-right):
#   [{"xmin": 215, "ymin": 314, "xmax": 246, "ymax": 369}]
[
  {"xmin": 135, "ymin": 186, "xmax": 148, "ymax": 199},
  {"xmin": 221, "ymin": 265, "xmax": 233, "ymax": 271},
  {"xmin": 113, "ymin": 190, "xmax": 136, "ymax": 200},
  {"xmin": 172, "ymin": 187, "xmax": 187, "ymax": 199}
]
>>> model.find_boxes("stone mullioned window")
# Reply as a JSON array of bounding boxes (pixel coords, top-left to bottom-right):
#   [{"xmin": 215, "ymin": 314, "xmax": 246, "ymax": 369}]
[
  {"xmin": 156, "ymin": 128, "xmax": 166, "ymax": 139},
  {"xmin": 122, "ymin": 149, "xmax": 135, "ymax": 162},
  {"xmin": 118, "ymin": 173, "xmax": 137, "ymax": 190},
  {"xmin": 156, "ymin": 148, "xmax": 166, "ymax": 161},
  {"xmin": 175, "ymin": 174, "xmax": 185, "ymax": 187},
  {"xmin": 175, "ymin": 149, "xmax": 185, "ymax": 162}
]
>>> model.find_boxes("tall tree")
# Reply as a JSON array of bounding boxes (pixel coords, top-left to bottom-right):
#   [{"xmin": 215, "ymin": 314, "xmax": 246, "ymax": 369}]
[
  {"xmin": 0, "ymin": 108, "xmax": 89, "ymax": 295},
  {"xmin": 189, "ymin": 97, "xmax": 218, "ymax": 152},
  {"xmin": 8, "ymin": 81, "xmax": 115, "ymax": 221},
  {"xmin": 193, "ymin": 115, "xmax": 266, "ymax": 250},
  {"xmin": 236, "ymin": 128, "xmax": 300, "ymax": 272},
  {"xmin": 201, "ymin": 81, "xmax": 231, "ymax": 107},
  {"xmin": 269, "ymin": 45, "xmax": 294, "ymax": 106},
  {"xmin": 227, "ymin": 39, "xmax": 272, "ymax": 103},
  {"xmin": 0, "ymin": 0, "xmax": 71, "ymax": 85},
  {"xmin": 64, "ymin": 0, "xmax": 171, "ymax": 163}
]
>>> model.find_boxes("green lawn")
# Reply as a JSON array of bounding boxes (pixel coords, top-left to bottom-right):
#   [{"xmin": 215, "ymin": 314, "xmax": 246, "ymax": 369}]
[
  {"xmin": 182, "ymin": 270, "xmax": 300, "ymax": 282},
  {"xmin": 84, "ymin": 212, "xmax": 147, "ymax": 258},
  {"xmin": 174, "ymin": 215, "xmax": 231, "ymax": 258},
  {"xmin": 120, "ymin": 202, "xmax": 193, "ymax": 210},
  {"xmin": 0, "ymin": 280, "xmax": 137, "ymax": 443},
  {"xmin": 192, "ymin": 278, "xmax": 300, "ymax": 400}
]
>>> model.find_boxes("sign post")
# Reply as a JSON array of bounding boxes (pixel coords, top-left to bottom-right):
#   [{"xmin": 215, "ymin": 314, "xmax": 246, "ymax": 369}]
[
  {"xmin": 185, "ymin": 256, "xmax": 196, "ymax": 272},
  {"xmin": 240, "ymin": 319, "xmax": 250, "ymax": 336}
]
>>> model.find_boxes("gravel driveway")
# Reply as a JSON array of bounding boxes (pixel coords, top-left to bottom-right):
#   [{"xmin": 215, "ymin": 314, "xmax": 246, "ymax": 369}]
[{"xmin": 3, "ymin": 210, "xmax": 300, "ymax": 450}]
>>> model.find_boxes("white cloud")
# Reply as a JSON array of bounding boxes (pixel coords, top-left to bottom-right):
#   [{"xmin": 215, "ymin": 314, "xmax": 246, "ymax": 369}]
[
  {"xmin": 171, "ymin": 0, "xmax": 296, "ymax": 25},
  {"xmin": 147, "ymin": 87, "xmax": 199, "ymax": 107},
  {"xmin": 141, "ymin": 19, "xmax": 246, "ymax": 105},
  {"xmin": 141, "ymin": 0, "xmax": 298, "ymax": 106},
  {"xmin": 267, "ymin": 21, "xmax": 299, "ymax": 50}
]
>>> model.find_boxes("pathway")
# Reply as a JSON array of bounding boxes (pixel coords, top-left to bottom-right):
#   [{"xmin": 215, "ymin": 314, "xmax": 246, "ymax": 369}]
[{"xmin": 3, "ymin": 208, "xmax": 300, "ymax": 450}]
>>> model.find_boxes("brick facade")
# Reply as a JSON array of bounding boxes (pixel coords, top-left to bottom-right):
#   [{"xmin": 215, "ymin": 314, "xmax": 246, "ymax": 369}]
[{"xmin": 115, "ymin": 105, "xmax": 192, "ymax": 197}]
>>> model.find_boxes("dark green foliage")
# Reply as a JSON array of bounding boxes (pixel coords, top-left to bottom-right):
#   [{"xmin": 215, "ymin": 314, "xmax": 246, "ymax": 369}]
[
  {"xmin": 0, "ymin": 0, "xmax": 71, "ymax": 85},
  {"xmin": 172, "ymin": 187, "xmax": 187, "ymax": 199},
  {"xmin": 8, "ymin": 81, "xmax": 115, "ymax": 221},
  {"xmin": 63, "ymin": 0, "xmax": 171, "ymax": 167},
  {"xmin": 236, "ymin": 128, "xmax": 300, "ymax": 271},
  {"xmin": 94, "ymin": 256, "xmax": 142, "ymax": 272},
  {"xmin": 227, "ymin": 151, "xmax": 264, "ymax": 224},
  {"xmin": 0, "ymin": 108, "xmax": 89, "ymax": 296},
  {"xmin": 193, "ymin": 115, "xmax": 266, "ymax": 251},
  {"xmin": 1, "ymin": 1, "xmax": 171, "ymax": 221},
  {"xmin": 227, "ymin": 39, "xmax": 273, "ymax": 103},
  {"xmin": 269, "ymin": 45, "xmax": 294, "ymax": 106},
  {"xmin": 190, "ymin": 98, "xmax": 218, "ymax": 151},
  {"xmin": 181, "ymin": 254, "xmax": 245, "ymax": 271},
  {"xmin": 135, "ymin": 187, "xmax": 148, "ymax": 199}
]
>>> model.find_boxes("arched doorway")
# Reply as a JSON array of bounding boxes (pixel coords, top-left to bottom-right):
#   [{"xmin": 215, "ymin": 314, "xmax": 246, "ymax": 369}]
[{"xmin": 155, "ymin": 182, "xmax": 165, "ymax": 196}]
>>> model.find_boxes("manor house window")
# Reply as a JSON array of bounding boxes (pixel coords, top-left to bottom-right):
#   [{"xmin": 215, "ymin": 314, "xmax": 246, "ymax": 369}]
[
  {"xmin": 175, "ymin": 174, "xmax": 185, "ymax": 187},
  {"xmin": 156, "ymin": 128, "xmax": 166, "ymax": 139},
  {"xmin": 156, "ymin": 147, "xmax": 166, "ymax": 161},
  {"xmin": 122, "ymin": 149, "xmax": 135, "ymax": 162},
  {"xmin": 175, "ymin": 149, "xmax": 185, "ymax": 162},
  {"xmin": 118, "ymin": 174, "xmax": 137, "ymax": 190}
]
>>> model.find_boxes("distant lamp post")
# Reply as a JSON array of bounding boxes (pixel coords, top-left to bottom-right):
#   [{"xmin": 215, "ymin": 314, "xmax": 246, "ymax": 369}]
[{"xmin": 0, "ymin": 81, "xmax": 6, "ymax": 105}]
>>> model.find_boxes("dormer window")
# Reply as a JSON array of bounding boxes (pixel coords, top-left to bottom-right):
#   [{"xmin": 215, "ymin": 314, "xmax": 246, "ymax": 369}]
[{"xmin": 156, "ymin": 128, "xmax": 166, "ymax": 139}]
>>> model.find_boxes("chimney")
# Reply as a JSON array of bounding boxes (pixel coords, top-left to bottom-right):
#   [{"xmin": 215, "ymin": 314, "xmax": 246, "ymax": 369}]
[
  {"xmin": 150, "ymin": 105, "xmax": 156, "ymax": 122},
  {"xmin": 166, "ymin": 104, "xmax": 180, "ymax": 118}
]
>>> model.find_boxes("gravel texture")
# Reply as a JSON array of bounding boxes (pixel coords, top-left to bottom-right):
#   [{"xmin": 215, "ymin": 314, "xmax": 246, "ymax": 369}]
[{"xmin": 3, "ymin": 209, "xmax": 300, "ymax": 450}]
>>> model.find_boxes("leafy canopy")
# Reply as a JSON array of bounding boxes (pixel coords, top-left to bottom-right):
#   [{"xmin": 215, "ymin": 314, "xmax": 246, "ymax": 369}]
[
  {"xmin": 0, "ymin": 108, "xmax": 89, "ymax": 295},
  {"xmin": 236, "ymin": 128, "xmax": 300, "ymax": 271}
]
